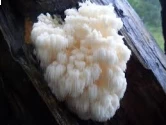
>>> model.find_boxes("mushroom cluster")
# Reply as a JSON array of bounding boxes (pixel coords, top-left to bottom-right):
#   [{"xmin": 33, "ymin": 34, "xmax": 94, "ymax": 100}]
[{"xmin": 31, "ymin": 1, "xmax": 131, "ymax": 122}]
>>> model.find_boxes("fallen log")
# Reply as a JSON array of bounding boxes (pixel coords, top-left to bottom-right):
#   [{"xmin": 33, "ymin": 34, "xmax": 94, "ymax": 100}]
[{"xmin": 0, "ymin": 0, "xmax": 166, "ymax": 125}]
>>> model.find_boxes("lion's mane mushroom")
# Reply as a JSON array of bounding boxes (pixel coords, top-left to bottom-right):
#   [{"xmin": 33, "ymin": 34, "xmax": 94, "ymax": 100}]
[{"xmin": 31, "ymin": 0, "xmax": 131, "ymax": 122}]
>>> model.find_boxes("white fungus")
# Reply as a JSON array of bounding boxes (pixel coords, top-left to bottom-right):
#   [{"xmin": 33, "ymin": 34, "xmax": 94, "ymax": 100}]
[{"xmin": 31, "ymin": 0, "xmax": 131, "ymax": 122}]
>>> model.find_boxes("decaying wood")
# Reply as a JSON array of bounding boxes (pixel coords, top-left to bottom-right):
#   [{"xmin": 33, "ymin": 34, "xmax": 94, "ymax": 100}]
[
  {"xmin": 114, "ymin": 0, "xmax": 166, "ymax": 92},
  {"xmin": 0, "ymin": 0, "xmax": 166, "ymax": 125}
]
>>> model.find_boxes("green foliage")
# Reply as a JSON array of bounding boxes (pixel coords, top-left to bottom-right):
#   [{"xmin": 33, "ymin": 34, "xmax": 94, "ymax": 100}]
[
  {"xmin": 128, "ymin": 0, "xmax": 164, "ymax": 50},
  {"xmin": 147, "ymin": 25, "xmax": 164, "ymax": 50}
]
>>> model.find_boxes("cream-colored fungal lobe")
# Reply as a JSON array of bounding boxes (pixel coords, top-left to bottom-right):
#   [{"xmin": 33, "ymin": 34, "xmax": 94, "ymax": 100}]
[{"xmin": 31, "ymin": 0, "xmax": 131, "ymax": 122}]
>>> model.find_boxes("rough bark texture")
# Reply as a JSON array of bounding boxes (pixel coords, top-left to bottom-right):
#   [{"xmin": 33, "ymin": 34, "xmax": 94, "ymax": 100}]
[{"xmin": 0, "ymin": 0, "xmax": 166, "ymax": 125}]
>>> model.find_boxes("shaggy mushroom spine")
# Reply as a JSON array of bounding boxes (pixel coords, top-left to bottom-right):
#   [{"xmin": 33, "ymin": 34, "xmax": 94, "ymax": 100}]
[{"xmin": 31, "ymin": 0, "xmax": 131, "ymax": 122}]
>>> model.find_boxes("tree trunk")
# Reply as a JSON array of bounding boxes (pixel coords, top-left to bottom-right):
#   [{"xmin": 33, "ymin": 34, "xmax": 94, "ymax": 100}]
[{"xmin": 0, "ymin": 0, "xmax": 166, "ymax": 125}]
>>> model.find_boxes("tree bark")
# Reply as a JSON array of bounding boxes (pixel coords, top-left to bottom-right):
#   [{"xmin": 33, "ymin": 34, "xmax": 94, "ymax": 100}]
[{"xmin": 0, "ymin": 0, "xmax": 166, "ymax": 125}]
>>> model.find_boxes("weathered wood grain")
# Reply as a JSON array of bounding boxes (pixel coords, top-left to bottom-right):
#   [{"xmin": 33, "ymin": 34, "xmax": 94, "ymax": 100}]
[{"xmin": 0, "ymin": 0, "xmax": 166, "ymax": 125}]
